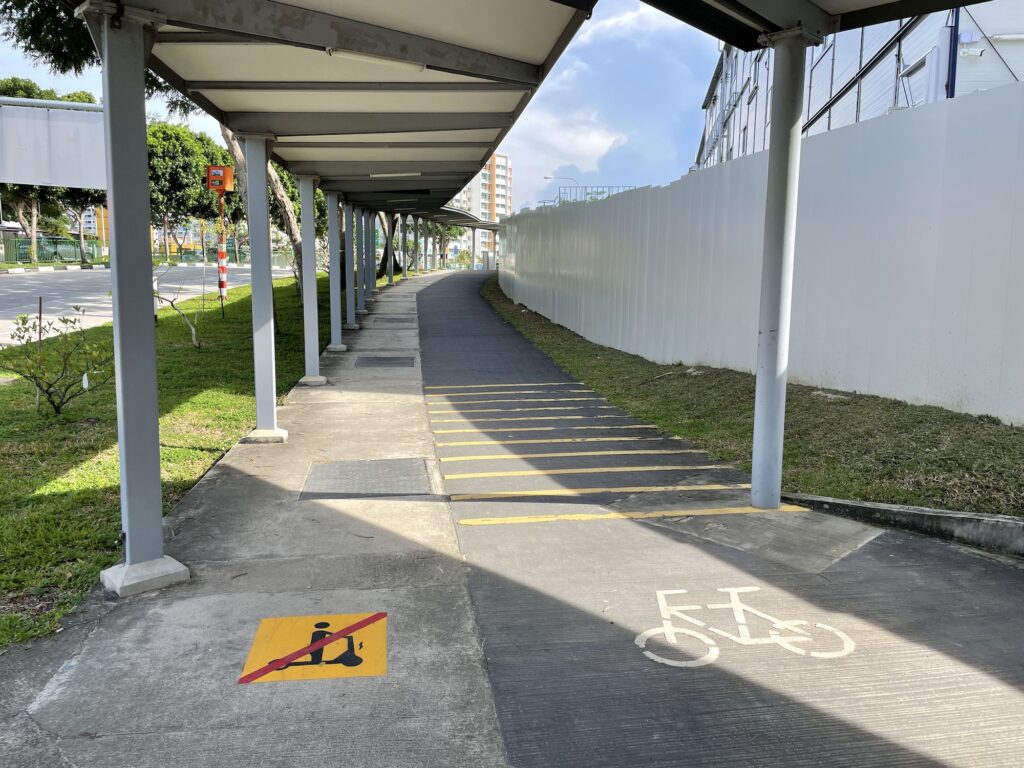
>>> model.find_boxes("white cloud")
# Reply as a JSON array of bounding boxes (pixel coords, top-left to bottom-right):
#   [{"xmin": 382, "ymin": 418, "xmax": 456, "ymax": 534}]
[
  {"xmin": 499, "ymin": 108, "xmax": 627, "ymax": 209},
  {"xmin": 546, "ymin": 58, "xmax": 591, "ymax": 91},
  {"xmin": 576, "ymin": 3, "xmax": 680, "ymax": 46}
]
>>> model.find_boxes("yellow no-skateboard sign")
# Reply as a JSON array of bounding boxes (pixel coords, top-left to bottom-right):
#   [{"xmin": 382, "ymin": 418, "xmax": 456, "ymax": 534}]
[{"xmin": 238, "ymin": 612, "xmax": 387, "ymax": 684}]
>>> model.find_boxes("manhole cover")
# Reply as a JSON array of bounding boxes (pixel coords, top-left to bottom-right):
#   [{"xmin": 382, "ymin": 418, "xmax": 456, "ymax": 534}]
[
  {"xmin": 301, "ymin": 458, "xmax": 434, "ymax": 499},
  {"xmin": 372, "ymin": 316, "xmax": 416, "ymax": 325},
  {"xmin": 355, "ymin": 356, "xmax": 415, "ymax": 367}
]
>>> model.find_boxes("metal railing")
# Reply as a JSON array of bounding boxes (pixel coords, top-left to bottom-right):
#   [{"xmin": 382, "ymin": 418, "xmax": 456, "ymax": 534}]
[
  {"xmin": 0, "ymin": 236, "xmax": 105, "ymax": 265},
  {"xmin": 556, "ymin": 185, "xmax": 637, "ymax": 204}
]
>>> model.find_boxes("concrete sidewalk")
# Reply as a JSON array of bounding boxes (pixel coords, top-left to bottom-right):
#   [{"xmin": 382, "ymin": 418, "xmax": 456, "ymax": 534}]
[
  {"xmin": 3, "ymin": 270, "xmax": 1023, "ymax": 767},
  {"xmin": 1, "ymin": 274, "xmax": 508, "ymax": 768}
]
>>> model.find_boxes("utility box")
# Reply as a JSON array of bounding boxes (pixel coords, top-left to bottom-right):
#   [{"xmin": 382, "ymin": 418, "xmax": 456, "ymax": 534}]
[{"xmin": 206, "ymin": 165, "xmax": 235, "ymax": 192}]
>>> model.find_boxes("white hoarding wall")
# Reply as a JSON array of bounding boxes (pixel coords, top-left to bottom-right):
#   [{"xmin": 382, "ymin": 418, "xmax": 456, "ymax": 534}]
[
  {"xmin": 0, "ymin": 103, "xmax": 106, "ymax": 188},
  {"xmin": 501, "ymin": 84, "xmax": 1024, "ymax": 425}
]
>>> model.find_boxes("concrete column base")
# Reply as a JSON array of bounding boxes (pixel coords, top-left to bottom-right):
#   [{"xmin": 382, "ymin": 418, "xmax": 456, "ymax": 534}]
[
  {"xmin": 326, "ymin": 344, "xmax": 347, "ymax": 353},
  {"xmin": 242, "ymin": 427, "xmax": 288, "ymax": 444},
  {"xmin": 101, "ymin": 556, "xmax": 190, "ymax": 597},
  {"xmin": 355, "ymin": 309, "xmax": 369, "ymax": 317},
  {"xmin": 299, "ymin": 375, "xmax": 328, "ymax": 386},
  {"xmin": 343, "ymin": 323, "xmax": 361, "ymax": 331}
]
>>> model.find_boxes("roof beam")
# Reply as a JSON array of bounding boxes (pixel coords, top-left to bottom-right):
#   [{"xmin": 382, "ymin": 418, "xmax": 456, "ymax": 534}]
[
  {"xmin": 184, "ymin": 80, "xmax": 530, "ymax": 93},
  {"xmin": 275, "ymin": 141, "xmax": 493, "ymax": 149},
  {"xmin": 319, "ymin": 177, "xmax": 468, "ymax": 192},
  {"xmin": 225, "ymin": 111, "xmax": 512, "ymax": 136},
  {"xmin": 135, "ymin": 0, "xmax": 541, "ymax": 85},
  {"xmin": 295, "ymin": 160, "xmax": 481, "ymax": 176}
]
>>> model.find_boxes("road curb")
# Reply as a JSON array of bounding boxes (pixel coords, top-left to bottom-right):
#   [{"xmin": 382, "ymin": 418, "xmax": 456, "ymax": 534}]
[
  {"xmin": 783, "ymin": 492, "xmax": 1024, "ymax": 558},
  {"xmin": 0, "ymin": 264, "xmax": 109, "ymax": 274}
]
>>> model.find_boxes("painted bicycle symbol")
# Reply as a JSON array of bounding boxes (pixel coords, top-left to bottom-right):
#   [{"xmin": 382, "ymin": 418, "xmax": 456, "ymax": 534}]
[{"xmin": 635, "ymin": 587, "xmax": 855, "ymax": 668}]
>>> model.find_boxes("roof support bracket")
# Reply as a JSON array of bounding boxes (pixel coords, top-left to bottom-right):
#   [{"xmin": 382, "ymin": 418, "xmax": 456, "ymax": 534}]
[{"xmin": 757, "ymin": 26, "xmax": 824, "ymax": 48}]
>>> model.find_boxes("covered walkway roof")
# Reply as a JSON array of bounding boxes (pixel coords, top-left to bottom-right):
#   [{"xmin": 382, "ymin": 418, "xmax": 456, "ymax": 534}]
[{"xmin": 131, "ymin": 0, "xmax": 595, "ymax": 221}]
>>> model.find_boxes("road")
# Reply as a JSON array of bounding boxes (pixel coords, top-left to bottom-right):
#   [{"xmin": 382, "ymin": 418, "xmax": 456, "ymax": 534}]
[{"xmin": 0, "ymin": 265, "xmax": 290, "ymax": 345}]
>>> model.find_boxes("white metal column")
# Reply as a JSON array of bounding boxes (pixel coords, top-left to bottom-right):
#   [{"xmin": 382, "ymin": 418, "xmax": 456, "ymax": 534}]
[
  {"xmin": 364, "ymin": 210, "xmax": 375, "ymax": 303},
  {"xmin": 471, "ymin": 228, "xmax": 477, "ymax": 270},
  {"xmin": 297, "ymin": 176, "xmax": 326, "ymax": 385},
  {"xmin": 414, "ymin": 218, "xmax": 421, "ymax": 273},
  {"xmin": 326, "ymin": 191, "xmax": 345, "ymax": 352},
  {"xmin": 386, "ymin": 214, "xmax": 395, "ymax": 285},
  {"xmin": 370, "ymin": 211, "xmax": 381, "ymax": 296},
  {"xmin": 240, "ymin": 134, "xmax": 286, "ymax": 445},
  {"xmin": 83, "ymin": 4, "xmax": 189, "ymax": 596},
  {"xmin": 751, "ymin": 30, "xmax": 813, "ymax": 509},
  {"xmin": 343, "ymin": 203, "xmax": 359, "ymax": 329},
  {"xmin": 399, "ymin": 215, "xmax": 407, "ymax": 277},
  {"xmin": 354, "ymin": 207, "xmax": 367, "ymax": 315}
]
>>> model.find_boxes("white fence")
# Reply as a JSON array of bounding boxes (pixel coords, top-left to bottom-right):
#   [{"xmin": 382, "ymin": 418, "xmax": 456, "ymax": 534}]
[{"xmin": 501, "ymin": 83, "xmax": 1024, "ymax": 425}]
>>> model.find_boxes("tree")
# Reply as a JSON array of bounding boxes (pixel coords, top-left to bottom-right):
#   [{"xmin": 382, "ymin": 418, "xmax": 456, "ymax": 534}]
[
  {"xmin": 0, "ymin": 76, "xmax": 56, "ymax": 100},
  {"xmin": 147, "ymin": 122, "xmax": 206, "ymax": 259},
  {"xmin": 455, "ymin": 249, "xmax": 472, "ymax": 270},
  {"xmin": 61, "ymin": 187, "xmax": 106, "ymax": 263}
]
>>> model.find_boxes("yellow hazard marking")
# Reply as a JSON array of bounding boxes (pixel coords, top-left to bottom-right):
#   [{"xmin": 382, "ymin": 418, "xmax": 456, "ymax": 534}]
[
  {"xmin": 450, "ymin": 483, "xmax": 750, "ymax": 501},
  {"xmin": 431, "ymin": 415, "xmax": 634, "ymax": 424},
  {"xmin": 426, "ymin": 390, "xmax": 594, "ymax": 398},
  {"xmin": 425, "ymin": 382, "xmax": 581, "ymax": 390},
  {"xmin": 440, "ymin": 449, "xmax": 701, "ymax": 462},
  {"xmin": 458, "ymin": 504, "xmax": 808, "ymax": 526},
  {"xmin": 433, "ymin": 425, "xmax": 659, "ymax": 434},
  {"xmin": 437, "ymin": 436, "xmax": 674, "ymax": 447},
  {"xmin": 429, "ymin": 397, "xmax": 604, "ymax": 405},
  {"xmin": 239, "ymin": 613, "xmax": 387, "ymax": 684},
  {"xmin": 444, "ymin": 464, "xmax": 727, "ymax": 480},
  {"xmin": 429, "ymin": 405, "xmax": 617, "ymax": 415}
]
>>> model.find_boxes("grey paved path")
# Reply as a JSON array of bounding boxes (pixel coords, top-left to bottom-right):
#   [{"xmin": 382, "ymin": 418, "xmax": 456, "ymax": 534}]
[
  {"xmin": 2, "ymin": 270, "xmax": 1022, "ymax": 767},
  {"xmin": 419, "ymin": 271, "xmax": 1024, "ymax": 768}
]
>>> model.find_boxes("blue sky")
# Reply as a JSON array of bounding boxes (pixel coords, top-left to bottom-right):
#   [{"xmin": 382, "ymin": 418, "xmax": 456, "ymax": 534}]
[{"xmin": 1, "ymin": 0, "xmax": 720, "ymax": 210}]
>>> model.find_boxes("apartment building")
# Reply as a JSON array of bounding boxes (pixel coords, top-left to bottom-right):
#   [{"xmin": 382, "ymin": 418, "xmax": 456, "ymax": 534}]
[{"xmin": 449, "ymin": 152, "xmax": 511, "ymax": 263}]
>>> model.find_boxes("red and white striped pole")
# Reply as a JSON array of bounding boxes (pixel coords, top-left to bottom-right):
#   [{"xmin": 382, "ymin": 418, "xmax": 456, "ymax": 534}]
[{"xmin": 217, "ymin": 191, "xmax": 227, "ymax": 318}]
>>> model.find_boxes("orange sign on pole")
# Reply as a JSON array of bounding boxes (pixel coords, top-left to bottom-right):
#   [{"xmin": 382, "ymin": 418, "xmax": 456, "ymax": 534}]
[{"xmin": 205, "ymin": 164, "xmax": 235, "ymax": 192}]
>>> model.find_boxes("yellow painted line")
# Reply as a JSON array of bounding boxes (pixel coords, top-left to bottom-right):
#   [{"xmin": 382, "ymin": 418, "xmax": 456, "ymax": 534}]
[
  {"xmin": 425, "ymin": 382, "xmax": 581, "ymax": 390},
  {"xmin": 429, "ymin": 405, "xmax": 616, "ymax": 415},
  {"xmin": 433, "ymin": 425, "xmax": 659, "ymax": 435},
  {"xmin": 431, "ymin": 415, "xmax": 634, "ymax": 424},
  {"xmin": 440, "ymin": 449, "xmax": 701, "ymax": 462},
  {"xmin": 444, "ymin": 464, "xmax": 727, "ymax": 480},
  {"xmin": 437, "ymin": 436, "xmax": 674, "ymax": 447},
  {"xmin": 459, "ymin": 504, "xmax": 808, "ymax": 526},
  {"xmin": 428, "ymin": 390, "xmax": 594, "ymax": 399},
  {"xmin": 428, "ymin": 396, "xmax": 604, "ymax": 405},
  {"xmin": 450, "ymin": 483, "xmax": 750, "ymax": 501}
]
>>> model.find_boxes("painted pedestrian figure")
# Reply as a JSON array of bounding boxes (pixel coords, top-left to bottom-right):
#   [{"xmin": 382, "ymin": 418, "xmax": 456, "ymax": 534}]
[{"xmin": 272, "ymin": 621, "xmax": 364, "ymax": 668}]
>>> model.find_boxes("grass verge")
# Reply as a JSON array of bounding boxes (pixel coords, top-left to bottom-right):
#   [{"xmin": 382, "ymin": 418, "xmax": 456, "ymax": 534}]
[
  {"xmin": 482, "ymin": 277, "xmax": 1024, "ymax": 517},
  {"xmin": 0, "ymin": 275, "xmax": 330, "ymax": 649}
]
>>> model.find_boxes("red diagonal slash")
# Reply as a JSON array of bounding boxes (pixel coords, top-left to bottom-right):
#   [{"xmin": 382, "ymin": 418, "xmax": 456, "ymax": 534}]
[{"xmin": 238, "ymin": 611, "xmax": 387, "ymax": 684}]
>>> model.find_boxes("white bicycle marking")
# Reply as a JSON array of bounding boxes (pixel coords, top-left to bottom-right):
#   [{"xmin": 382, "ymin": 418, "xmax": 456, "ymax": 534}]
[{"xmin": 635, "ymin": 588, "xmax": 855, "ymax": 667}]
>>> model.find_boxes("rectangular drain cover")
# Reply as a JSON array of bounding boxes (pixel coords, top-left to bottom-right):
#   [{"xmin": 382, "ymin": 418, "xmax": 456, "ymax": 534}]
[
  {"xmin": 372, "ymin": 317, "xmax": 416, "ymax": 325},
  {"xmin": 355, "ymin": 356, "xmax": 415, "ymax": 367},
  {"xmin": 301, "ymin": 458, "xmax": 433, "ymax": 500}
]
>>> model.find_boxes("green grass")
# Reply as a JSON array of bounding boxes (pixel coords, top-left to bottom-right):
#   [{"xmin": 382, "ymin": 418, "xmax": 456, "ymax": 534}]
[
  {"xmin": 482, "ymin": 277, "xmax": 1024, "ymax": 517},
  {"xmin": 0, "ymin": 275, "xmax": 331, "ymax": 649}
]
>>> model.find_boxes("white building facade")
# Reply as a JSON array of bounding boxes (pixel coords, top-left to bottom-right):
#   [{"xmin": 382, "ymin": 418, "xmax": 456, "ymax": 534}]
[
  {"xmin": 697, "ymin": 2, "xmax": 1024, "ymax": 168},
  {"xmin": 449, "ymin": 152, "xmax": 512, "ymax": 264}
]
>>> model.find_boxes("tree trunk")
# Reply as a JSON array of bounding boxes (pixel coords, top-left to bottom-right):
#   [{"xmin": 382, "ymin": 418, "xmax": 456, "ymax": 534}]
[
  {"xmin": 267, "ymin": 163, "xmax": 303, "ymax": 295},
  {"xmin": 163, "ymin": 213, "xmax": 172, "ymax": 261},
  {"xmin": 29, "ymin": 199, "xmax": 38, "ymax": 263},
  {"xmin": 77, "ymin": 209, "xmax": 88, "ymax": 263},
  {"xmin": 219, "ymin": 125, "xmax": 248, "ymax": 214}
]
